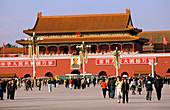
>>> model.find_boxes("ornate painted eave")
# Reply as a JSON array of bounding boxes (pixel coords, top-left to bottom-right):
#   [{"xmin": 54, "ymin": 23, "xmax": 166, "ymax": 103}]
[{"xmin": 16, "ymin": 35, "xmax": 141, "ymax": 45}]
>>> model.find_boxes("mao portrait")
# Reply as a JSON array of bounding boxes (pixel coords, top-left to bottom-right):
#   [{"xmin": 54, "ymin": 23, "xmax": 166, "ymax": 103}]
[{"xmin": 71, "ymin": 56, "xmax": 81, "ymax": 69}]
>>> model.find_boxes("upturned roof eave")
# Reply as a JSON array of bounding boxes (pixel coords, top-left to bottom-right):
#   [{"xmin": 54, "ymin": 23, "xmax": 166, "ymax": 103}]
[
  {"xmin": 16, "ymin": 35, "xmax": 140, "ymax": 45},
  {"xmin": 23, "ymin": 28, "xmax": 135, "ymax": 35}
]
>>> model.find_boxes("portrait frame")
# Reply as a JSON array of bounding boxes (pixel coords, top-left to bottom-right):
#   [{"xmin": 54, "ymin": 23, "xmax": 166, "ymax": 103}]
[{"xmin": 71, "ymin": 55, "xmax": 81, "ymax": 69}]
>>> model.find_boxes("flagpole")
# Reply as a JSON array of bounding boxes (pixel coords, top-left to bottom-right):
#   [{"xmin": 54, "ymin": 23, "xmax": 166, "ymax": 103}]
[
  {"xmin": 3, "ymin": 46, "xmax": 4, "ymax": 57},
  {"xmin": 151, "ymin": 37, "xmax": 152, "ymax": 53},
  {"xmin": 3, "ymin": 41, "xmax": 4, "ymax": 57},
  {"xmin": 163, "ymin": 36, "xmax": 164, "ymax": 53}
]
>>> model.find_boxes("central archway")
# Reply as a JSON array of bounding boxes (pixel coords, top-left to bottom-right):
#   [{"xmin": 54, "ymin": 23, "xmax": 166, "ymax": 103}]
[
  {"xmin": 45, "ymin": 72, "xmax": 53, "ymax": 78},
  {"xmin": 99, "ymin": 71, "xmax": 107, "ymax": 76},
  {"xmin": 121, "ymin": 72, "xmax": 129, "ymax": 78},
  {"xmin": 71, "ymin": 70, "xmax": 80, "ymax": 75},
  {"xmin": 24, "ymin": 74, "xmax": 31, "ymax": 78}
]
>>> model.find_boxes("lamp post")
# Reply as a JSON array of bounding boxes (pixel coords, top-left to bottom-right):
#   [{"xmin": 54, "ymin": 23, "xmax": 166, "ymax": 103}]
[
  {"xmin": 111, "ymin": 47, "xmax": 121, "ymax": 76},
  {"xmin": 76, "ymin": 41, "xmax": 91, "ymax": 77},
  {"xmin": 149, "ymin": 59, "xmax": 157, "ymax": 78},
  {"xmin": 24, "ymin": 32, "xmax": 43, "ymax": 87}
]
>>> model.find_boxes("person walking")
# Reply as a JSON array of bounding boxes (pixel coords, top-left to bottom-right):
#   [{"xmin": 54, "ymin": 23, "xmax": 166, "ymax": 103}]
[
  {"xmin": 0, "ymin": 79, "xmax": 4, "ymax": 100},
  {"xmin": 93, "ymin": 77, "xmax": 96, "ymax": 87},
  {"xmin": 107, "ymin": 78, "xmax": 111, "ymax": 98},
  {"xmin": 48, "ymin": 78, "xmax": 52, "ymax": 92},
  {"xmin": 77, "ymin": 78, "xmax": 81, "ymax": 89},
  {"xmin": 154, "ymin": 75, "xmax": 163, "ymax": 100},
  {"xmin": 27, "ymin": 79, "xmax": 32, "ymax": 91},
  {"xmin": 7, "ymin": 80, "xmax": 11, "ymax": 99},
  {"xmin": 130, "ymin": 78, "xmax": 136, "ymax": 95},
  {"xmin": 101, "ymin": 78, "xmax": 108, "ymax": 98},
  {"xmin": 10, "ymin": 79, "xmax": 17, "ymax": 100},
  {"xmin": 73, "ymin": 78, "xmax": 78, "ymax": 89},
  {"xmin": 109, "ymin": 77, "xmax": 116, "ymax": 98},
  {"xmin": 116, "ymin": 76, "xmax": 122, "ymax": 103},
  {"xmin": 87, "ymin": 78, "xmax": 91, "ymax": 87},
  {"xmin": 65, "ymin": 78, "xmax": 69, "ymax": 88},
  {"xmin": 69, "ymin": 78, "xmax": 74, "ymax": 90},
  {"xmin": 145, "ymin": 76, "xmax": 153, "ymax": 101},
  {"xmin": 81, "ymin": 78, "xmax": 86, "ymax": 89},
  {"xmin": 137, "ymin": 78, "xmax": 142, "ymax": 95},
  {"xmin": 2, "ymin": 80, "xmax": 7, "ymax": 94},
  {"xmin": 53, "ymin": 79, "xmax": 56, "ymax": 88},
  {"xmin": 37, "ymin": 79, "xmax": 42, "ymax": 91},
  {"xmin": 121, "ymin": 78, "xmax": 129, "ymax": 103}
]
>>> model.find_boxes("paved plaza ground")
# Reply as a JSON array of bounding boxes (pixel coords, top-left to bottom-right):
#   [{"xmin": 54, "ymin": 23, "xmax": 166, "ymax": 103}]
[{"xmin": 0, "ymin": 84, "xmax": 170, "ymax": 110}]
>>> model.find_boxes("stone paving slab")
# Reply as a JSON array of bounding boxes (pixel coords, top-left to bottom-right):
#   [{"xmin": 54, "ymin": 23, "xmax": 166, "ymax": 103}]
[{"xmin": 0, "ymin": 84, "xmax": 170, "ymax": 110}]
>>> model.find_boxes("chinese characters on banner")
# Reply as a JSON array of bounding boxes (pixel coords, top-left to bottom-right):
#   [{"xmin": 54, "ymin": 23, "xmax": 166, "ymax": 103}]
[
  {"xmin": 96, "ymin": 58, "xmax": 156, "ymax": 65},
  {"xmin": 0, "ymin": 60, "xmax": 56, "ymax": 67}
]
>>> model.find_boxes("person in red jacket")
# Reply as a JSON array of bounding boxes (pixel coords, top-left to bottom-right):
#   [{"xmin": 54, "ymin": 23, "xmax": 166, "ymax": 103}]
[
  {"xmin": 69, "ymin": 78, "xmax": 74, "ymax": 90},
  {"xmin": 101, "ymin": 78, "xmax": 108, "ymax": 98}
]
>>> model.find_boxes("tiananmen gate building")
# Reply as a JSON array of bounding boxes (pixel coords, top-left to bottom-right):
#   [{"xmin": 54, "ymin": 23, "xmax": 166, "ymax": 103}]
[{"xmin": 0, "ymin": 9, "xmax": 170, "ymax": 78}]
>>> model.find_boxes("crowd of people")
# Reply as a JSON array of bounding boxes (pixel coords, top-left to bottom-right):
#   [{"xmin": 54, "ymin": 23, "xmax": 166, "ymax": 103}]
[
  {"xmin": 65, "ymin": 77, "xmax": 97, "ymax": 90},
  {"xmin": 0, "ymin": 79, "xmax": 17, "ymax": 100},
  {"xmin": 100, "ymin": 75, "xmax": 165, "ymax": 104},
  {"xmin": 0, "ymin": 75, "xmax": 169, "ymax": 102}
]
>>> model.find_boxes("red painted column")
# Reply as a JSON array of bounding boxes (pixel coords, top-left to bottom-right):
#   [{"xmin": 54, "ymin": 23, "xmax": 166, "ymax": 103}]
[
  {"xmin": 97, "ymin": 45, "xmax": 99, "ymax": 53},
  {"xmin": 57, "ymin": 46, "xmax": 60, "ymax": 54},
  {"xmin": 109, "ymin": 45, "xmax": 111, "ymax": 52},
  {"xmin": 68, "ymin": 46, "xmax": 71, "ymax": 54},
  {"xmin": 46, "ymin": 46, "xmax": 49, "ymax": 54},
  {"xmin": 23, "ymin": 47, "xmax": 25, "ymax": 55},
  {"xmin": 25, "ymin": 47, "xmax": 27, "ymax": 55},
  {"xmin": 133, "ymin": 44, "xmax": 135, "ymax": 52},
  {"xmin": 121, "ymin": 44, "xmax": 123, "ymax": 52}
]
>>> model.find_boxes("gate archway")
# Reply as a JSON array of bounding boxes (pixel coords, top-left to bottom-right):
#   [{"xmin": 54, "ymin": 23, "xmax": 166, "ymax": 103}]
[
  {"xmin": 24, "ymin": 74, "xmax": 31, "ymax": 78},
  {"xmin": 121, "ymin": 72, "xmax": 129, "ymax": 78},
  {"xmin": 45, "ymin": 72, "xmax": 53, "ymax": 78},
  {"xmin": 99, "ymin": 71, "xmax": 107, "ymax": 77},
  {"xmin": 71, "ymin": 70, "xmax": 80, "ymax": 75}
]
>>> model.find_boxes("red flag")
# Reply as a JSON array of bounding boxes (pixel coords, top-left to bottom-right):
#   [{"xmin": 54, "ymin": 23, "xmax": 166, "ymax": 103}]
[
  {"xmin": 150, "ymin": 38, "xmax": 153, "ymax": 46},
  {"xmin": 164, "ymin": 37, "xmax": 167, "ymax": 45},
  {"xmin": 3, "ymin": 42, "xmax": 6, "ymax": 50},
  {"xmin": 14, "ymin": 44, "xmax": 17, "ymax": 46}
]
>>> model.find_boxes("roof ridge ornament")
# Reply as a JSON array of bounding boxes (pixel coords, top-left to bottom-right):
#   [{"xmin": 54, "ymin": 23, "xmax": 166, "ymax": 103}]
[
  {"xmin": 37, "ymin": 12, "xmax": 42, "ymax": 18},
  {"xmin": 126, "ymin": 9, "xmax": 130, "ymax": 14}
]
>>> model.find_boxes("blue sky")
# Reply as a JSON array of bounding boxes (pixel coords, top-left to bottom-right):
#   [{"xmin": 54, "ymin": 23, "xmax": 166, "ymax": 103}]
[{"xmin": 0, "ymin": 0, "xmax": 170, "ymax": 46}]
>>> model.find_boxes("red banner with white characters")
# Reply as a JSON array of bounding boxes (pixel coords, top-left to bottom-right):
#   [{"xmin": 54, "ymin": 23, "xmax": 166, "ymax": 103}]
[
  {"xmin": 0, "ymin": 60, "xmax": 56, "ymax": 67},
  {"xmin": 96, "ymin": 57, "xmax": 156, "ymax": 65}
]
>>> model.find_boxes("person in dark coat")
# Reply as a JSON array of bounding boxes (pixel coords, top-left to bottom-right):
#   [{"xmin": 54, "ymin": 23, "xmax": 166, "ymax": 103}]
[
  {"xmin": 10, "ymin": 79, "xmax": 17, "ymax": 100},
  {"xmin": 73, "ymin": 78, "xmax": 77, "ymax": 89},
  {"xmin": 109, "ymin": 77, "xmax": 116, "ymax": 98},
  {"xmin": 37, "ymin": 79, "xmax": 42, "ymax": 91},
  {"xmin": 107, "ymin": 78, "xmax": 111, "ymax": 98},
  {"xmin": 137, "ymin": 78, "xmax": 142, "ymax": 95},
  {"xmin": 53, "ymin": 79, "xmax": 56, "ymax": 88},
  {"xmin": 65, "ymin": 78, "xmax": 69, "ymax": 88},
  {"xmin": 121, "ymin": 78, "xmax": 129, "ymax": 103},
  {"xmin": 93, "ymin": 78, "xmax": 96, "ymax": 87},
  {"xmin": 145, "ymin": 76, "xmax": 153, "ymax": 101},
  {"xmin": 7, "ymin": 80, "xmax": 11, "ymax": 99},
  {"xmin": 2, "ymin": 80, "xmax": 7, "ymax": 94},
  {"xmin": 77, "ymin": 78, "xmax": 81, "ymax": 89},
  {"xmin": 0, "ymin": 79, "xmax": 4, "ymax": 100},
  {"xmin": 154, "ymin": 75, "xmax": 163, "ymax": 100},
  {"xmin": 27, "ymin": 79, "xmax": 32, "ymax": 91}
]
